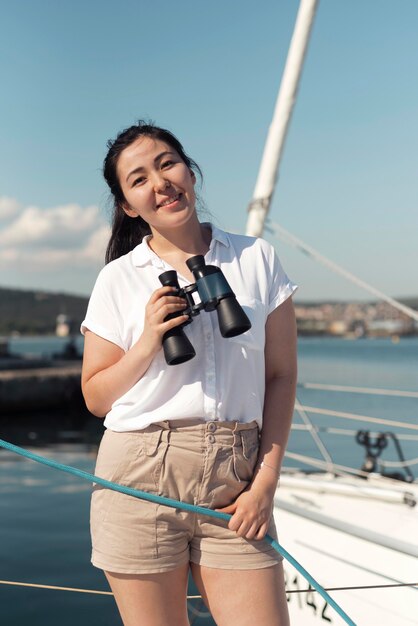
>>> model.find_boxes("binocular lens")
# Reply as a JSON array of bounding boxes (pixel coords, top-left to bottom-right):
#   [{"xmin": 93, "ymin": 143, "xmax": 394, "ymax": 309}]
[
  {"xmin": 216, "ymin": 297, "xmax": 252, "ymax": 338},
  {"xmin": 163, "ymin": 330, "xmax": 196, "ymax": 365}
]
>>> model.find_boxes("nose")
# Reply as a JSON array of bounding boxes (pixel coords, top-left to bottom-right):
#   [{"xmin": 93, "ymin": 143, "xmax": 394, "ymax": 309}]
[{"xmin": 152, "ymin": 174, "xmax": 170, "ymax": 192}]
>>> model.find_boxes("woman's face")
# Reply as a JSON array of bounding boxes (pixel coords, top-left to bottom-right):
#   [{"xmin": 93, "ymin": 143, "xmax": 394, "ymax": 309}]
[{"xmin": 117, "ymin": 136, "xmax": 197, "ymax": 232}]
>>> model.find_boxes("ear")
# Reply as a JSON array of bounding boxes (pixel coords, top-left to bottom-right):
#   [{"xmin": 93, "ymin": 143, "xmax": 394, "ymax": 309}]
[
  {"xmin": 190, "ymin": 170, "xmax": 196, "ymax": 184},
  {"xmin": 121, "ymin": 202, "xmax": 138, "ymax": 219}
]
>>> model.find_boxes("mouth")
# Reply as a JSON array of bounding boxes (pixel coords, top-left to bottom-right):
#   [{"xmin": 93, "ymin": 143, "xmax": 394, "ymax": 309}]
[{"xmin": 157, "ymin": 193, "xmax": 182, "ymax": 209}]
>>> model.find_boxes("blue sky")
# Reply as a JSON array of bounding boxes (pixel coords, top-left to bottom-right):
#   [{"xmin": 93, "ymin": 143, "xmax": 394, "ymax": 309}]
[{"xmin": 1, "ymin": 0, "xmax": 417, "ymax": 302}]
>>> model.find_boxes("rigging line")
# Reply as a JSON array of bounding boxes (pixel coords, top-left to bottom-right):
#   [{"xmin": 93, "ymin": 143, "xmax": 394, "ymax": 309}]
[
  {"xmin": 285, "ymin": 450, "xmax": 417, "ymax": 484},
  {"xmin": 289, "ymin": 582, "xmax": 418, "ymax": 594},
  {"xmin": 294, "ymin": 397, "xmax": 334, "ymax": 470},
  {"xmin": 270, "ymin": 222, "xmax": 418, "ymax": 322},
  {"xmin": 0, "ymin": 581, "xmax": 113, "ymax": 596},
  {"xmin": 284, "ymin": 450, "xmax": 360, "ymax": 474},
  {"xmin": 0, "ymin": 579, "xmax": 415, "ymax": 596},
  {"xmin": 382, "ymin": 432, "xmax": 415, "ymax": 482},
  {"xmin": 295, "ymin": 403, "xmax": 418, "ymax": 431},
  {"xmin": 291, "ymin": 424, "xmax": 418, "ymax": 441},
  {"xmin": 379, "ymin": 457, "xmax": 418, "ymax": 468},
  {"xmin": 284, "ymin": 451, "xmax": 415, "ymax": 482},
  {"xmin": 0, "ymin": 580, "xmax": 201, "ymax": 599},
  {"xmin": 299, "ymin": 382, "xmax": 418, "ymax": 398},
  {"xmin": 0, "ymin": 438, "xmax": 356, "ymax": 626}
]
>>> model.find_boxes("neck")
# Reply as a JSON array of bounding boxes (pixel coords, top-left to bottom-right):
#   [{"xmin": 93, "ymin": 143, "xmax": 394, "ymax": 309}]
[{"xmin": 149, "ymin": 218, "xmax": 211, "ymax": 258}]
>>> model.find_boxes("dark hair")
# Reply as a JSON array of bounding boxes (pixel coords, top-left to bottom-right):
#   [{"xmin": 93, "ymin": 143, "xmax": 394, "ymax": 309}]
[{"xmin": 103, "ymin": 120, "xmax": 203, "ymax": 263}]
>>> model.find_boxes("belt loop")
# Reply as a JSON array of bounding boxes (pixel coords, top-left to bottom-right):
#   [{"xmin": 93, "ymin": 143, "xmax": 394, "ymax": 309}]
[
  {"xmin": 232, "ymin": 422, "xmax": 241, "ymax": 482},
  {"xmin": 144, "ymin": 427, "xmax": 163, "ymax": 456},
  {"xmin": 161, "ymin": 427, "xmax": 169, "ymax": 445}
]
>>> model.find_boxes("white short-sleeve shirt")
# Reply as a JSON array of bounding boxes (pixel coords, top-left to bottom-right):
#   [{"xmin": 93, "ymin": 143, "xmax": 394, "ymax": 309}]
[{"xmin": 81, "ymin": 223, "xmax": 297, "ymax": 431}]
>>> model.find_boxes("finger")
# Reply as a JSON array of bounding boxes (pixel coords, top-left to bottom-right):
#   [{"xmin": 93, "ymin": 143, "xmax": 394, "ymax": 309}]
[
  {"xmin": 153, "ymin": 294, "xmax": 187, "ymax": 310},
  {"xmin": 146, "ymin": 301, "xmax": 187, "ymax": 326},
  {"xmin": 234, "ymin": 519, "xmax": 252, "ymax": 537},
  {"xmin": 228, "ymin": 511, "xmax": 249, "ymax": 533},
  {"xmin": 148, "ymin": 286, "xmax": 179, "ymax": 304},
  {"xmin": 215, "ymin": 503, "xmax": 237, "ymax": 515},
  {"xmin": 155, "ymin": 303, "xmax": 188, "ymax": 322},
  {"xmin": 255, "ymin": 522, "xmax": 269, "ymax": 541},
  {"xmin": 243, "ymin": 522, "xmax": 260, "ymax": 540},
  {"xmin": 154, "ymin": 302, "xmax": 188, "ymax": 318},
  {"xmin": 161, "ymin": 315, "xmax": 190, "ymax": 333}
]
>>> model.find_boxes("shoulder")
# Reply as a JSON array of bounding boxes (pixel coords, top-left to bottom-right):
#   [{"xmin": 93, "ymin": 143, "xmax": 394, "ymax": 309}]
[
  {"xmin": 88, "ymin": 249, "xmax": 139, "ymax": 305},
  {"xmin": 96, "ymin": 249, "xmax": 136, "ymax": 282},
  {"xmin": 216, "ymin": 227, "xmax": 276, "ymax": 266}
]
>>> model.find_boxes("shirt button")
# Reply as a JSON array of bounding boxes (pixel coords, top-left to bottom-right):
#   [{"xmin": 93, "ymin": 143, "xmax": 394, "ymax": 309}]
[
  {"xmin": 207, "ymin": 422, "xmax": 216, "ymax": 432},
  {"xmin": 207, "ymin": 434, "xmax": 215, "ymax": 444}
]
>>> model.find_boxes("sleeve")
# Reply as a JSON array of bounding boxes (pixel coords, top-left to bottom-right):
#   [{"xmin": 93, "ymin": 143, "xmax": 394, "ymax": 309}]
[
  {"xmin": 80, "ymin": 266, "xmax": 125, "ymax": 350},
  {"xmin": 265, "ymin": 242, "xmax": 298, "ymax": 315}
]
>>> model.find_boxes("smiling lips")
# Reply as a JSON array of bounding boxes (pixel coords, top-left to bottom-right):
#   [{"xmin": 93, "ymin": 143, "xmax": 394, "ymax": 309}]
[{"xmin": 157, "ymin": 193, "xmax": 181, "ymax": 208}]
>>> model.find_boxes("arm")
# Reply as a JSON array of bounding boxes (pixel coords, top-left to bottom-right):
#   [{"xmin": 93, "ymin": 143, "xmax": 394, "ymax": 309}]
[
  {"xmin": 217, "ymin": 296, "xmax": 297, "ymax": 539},
  {"xmin": 82, "ymin": 286, "xmax": 189, "ymax": 417}
]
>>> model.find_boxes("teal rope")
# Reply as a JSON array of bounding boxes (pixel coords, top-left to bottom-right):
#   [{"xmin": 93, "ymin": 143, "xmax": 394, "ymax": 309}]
[{"xmin": 0, "ymin": 438, "xmax": 356, "ymax": 626}]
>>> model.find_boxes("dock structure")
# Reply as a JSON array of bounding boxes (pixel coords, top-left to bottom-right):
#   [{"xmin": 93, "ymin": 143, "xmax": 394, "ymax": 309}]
[{"xmin": 0, "ymin": 362, "xmax": 83, "ymax": 412}]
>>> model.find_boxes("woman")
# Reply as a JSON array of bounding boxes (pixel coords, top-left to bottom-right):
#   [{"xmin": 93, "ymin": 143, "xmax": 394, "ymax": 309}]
[{"xmin": 81, "ymin": 121, "xmax": 297, "ymax": 626}]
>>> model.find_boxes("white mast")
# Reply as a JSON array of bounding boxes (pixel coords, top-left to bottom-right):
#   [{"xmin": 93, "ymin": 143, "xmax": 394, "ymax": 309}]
[{"xmin": 246, "ymin": 0, "xmax": 319, "ymax": 237}]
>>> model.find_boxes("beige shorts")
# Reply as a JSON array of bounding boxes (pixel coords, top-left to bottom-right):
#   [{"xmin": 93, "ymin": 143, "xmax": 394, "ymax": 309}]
[{"xmin": 90, "ymin": 419, "xmax": 281, "ymax": 574}]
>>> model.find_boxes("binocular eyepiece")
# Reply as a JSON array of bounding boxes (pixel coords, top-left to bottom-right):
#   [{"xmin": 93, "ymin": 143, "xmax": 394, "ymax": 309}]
[{"xmin": 159, "ymin": 255, "xmax": 251, "ymax": 365}]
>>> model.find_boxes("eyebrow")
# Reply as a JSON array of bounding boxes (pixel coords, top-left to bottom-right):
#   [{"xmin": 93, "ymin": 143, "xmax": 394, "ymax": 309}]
[{"xmin": 126, "ymin": 151, "xmax": 175, "ymax": 183}]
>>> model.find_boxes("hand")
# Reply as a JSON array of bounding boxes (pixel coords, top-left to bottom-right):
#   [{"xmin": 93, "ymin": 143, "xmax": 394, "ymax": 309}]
[
  {"xmin": 140, "ymin": 286, "xmax": 189, "ymax": 355},
  {"xmin": 216, "ymin": 479, "xmax": 276, "ymax": 541}
]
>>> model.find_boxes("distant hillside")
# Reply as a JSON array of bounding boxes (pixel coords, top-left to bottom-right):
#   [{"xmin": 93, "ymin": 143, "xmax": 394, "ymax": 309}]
[{"xmin": 0, "ymin": 287, "xmax": 88, "ymax": 335}]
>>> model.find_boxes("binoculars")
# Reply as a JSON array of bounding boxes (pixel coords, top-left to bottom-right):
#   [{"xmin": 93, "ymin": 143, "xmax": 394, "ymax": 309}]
[{"xmin": 159, "ymin": 255, "xmax": 251, "ymax": 365}]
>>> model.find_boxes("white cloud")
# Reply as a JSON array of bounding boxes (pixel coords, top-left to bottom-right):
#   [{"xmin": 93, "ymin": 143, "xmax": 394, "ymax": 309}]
[
  {"xmin": 0, "ymin": 198, "xmax": 111, "ymax": 270},
  {"xmin": 0, "ymin": 203, "xmax": 101, "ymax": 246},
  {"xmin": 0, "ymin": 197, "xmax": 20, "ymax": 220},
  {"xmin": 0, "ymin": 248, "xmax": 19, "ymax": 261},
  {"xmin": 82, "ymin": 225, "xmax": 111, "ymax": 262}
]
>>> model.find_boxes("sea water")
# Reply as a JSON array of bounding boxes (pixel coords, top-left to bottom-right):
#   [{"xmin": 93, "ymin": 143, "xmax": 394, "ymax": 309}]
[{"xmin": 1, "ymin": 337, "xmax": 417, "ymax": 625}]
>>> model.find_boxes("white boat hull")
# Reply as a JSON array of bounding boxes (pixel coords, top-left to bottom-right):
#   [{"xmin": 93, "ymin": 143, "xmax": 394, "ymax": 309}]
[{"xmin": 274, "ymin": 474, "xmax": 418, "ymax": 625}]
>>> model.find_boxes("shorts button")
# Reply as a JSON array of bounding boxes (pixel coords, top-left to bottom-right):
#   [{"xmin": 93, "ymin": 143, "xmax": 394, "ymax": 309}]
[
  {"xmin": 207, "ymin": 422, "xmax": 216, "ymax": 432},
  {"xmin": 207, "ymin": 434, "xmax": 215, "ymax": 444}
]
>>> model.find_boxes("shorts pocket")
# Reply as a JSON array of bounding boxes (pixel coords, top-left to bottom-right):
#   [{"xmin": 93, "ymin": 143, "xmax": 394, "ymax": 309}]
[
  {"xmin": 93, "ymin": 430, "xmax": 134, "ymax": 484},
  {"xmin": 92, "ymin": 428, "xmax": 166, "ymax": 522},
  {"xmin": 91, "ymin": 428, "xmax": 166, "ymax": 562},
  {"xmin": 132, "ymin": 428, "xmax": 166, "ymax": 492},
  {"xmin": 94, "ymin": 427, "xmax": 166, "ymax": 492},
  {"xmin": 234, "ymin": 428, "xmax": 260, "ymax": 482}
]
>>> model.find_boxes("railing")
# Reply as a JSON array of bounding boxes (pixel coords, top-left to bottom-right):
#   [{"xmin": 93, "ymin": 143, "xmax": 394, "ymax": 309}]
[{"xmin": 286, "ymin": 382, "xmax": 418, "ymax": 482}]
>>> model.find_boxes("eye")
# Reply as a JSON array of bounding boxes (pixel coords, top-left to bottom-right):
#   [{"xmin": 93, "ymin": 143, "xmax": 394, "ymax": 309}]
[
  {"xmin": 132, "ymin": 176, "xmax": 146, "ymax": 187},
  {"xmin": 161, "ymin": 159, "xmax": 175, "ymax": 169}
]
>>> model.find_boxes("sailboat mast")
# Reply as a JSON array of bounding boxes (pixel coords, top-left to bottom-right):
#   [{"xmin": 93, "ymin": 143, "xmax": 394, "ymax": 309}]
[{"xmin": 246, "ymin": 0, "xmax": 319, "ymax": 237}]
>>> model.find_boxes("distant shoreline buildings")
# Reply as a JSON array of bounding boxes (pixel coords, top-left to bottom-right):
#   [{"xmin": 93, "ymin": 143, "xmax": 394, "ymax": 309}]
[
  {"xmin": 294, "ymin": 300, "xmax": 418, "ymax": 338},
  {"xmin": 1, "ymin": 286, "xmax": 417, "ymax": 339}
]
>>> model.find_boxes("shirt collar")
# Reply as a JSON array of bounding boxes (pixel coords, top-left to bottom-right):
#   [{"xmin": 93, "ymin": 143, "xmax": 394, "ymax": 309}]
[
  {"xmin": 207, "ymin": 222, "xmax": 230, "ymax": 249},
  {"xmin": 131, "ymin": 222, "xmax": 230, "ymax": 267}
]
